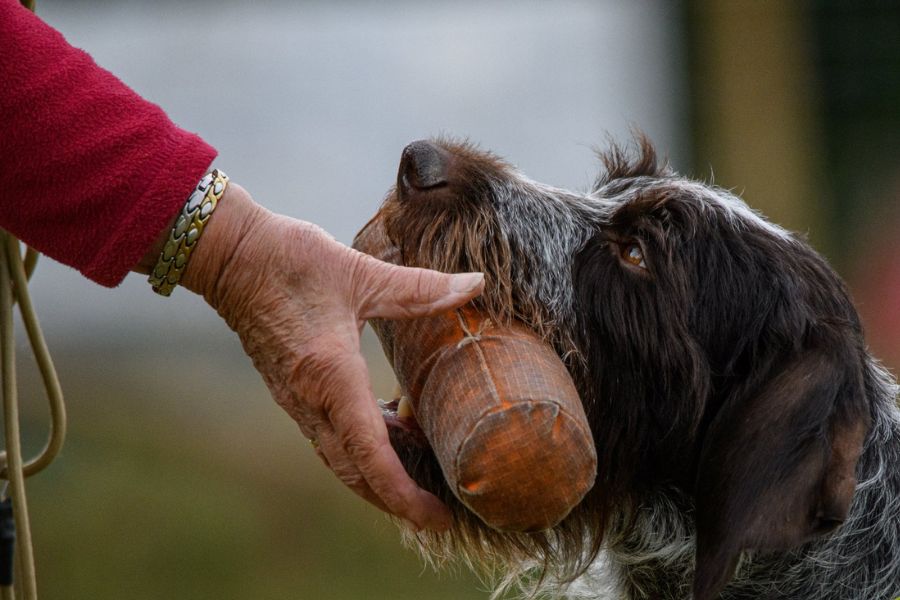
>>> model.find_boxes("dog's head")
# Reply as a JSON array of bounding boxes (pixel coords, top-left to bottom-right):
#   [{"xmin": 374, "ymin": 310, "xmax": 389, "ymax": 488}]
[{"xmin": 362, "ymin": 136, "xmax": 872, "ymax": 599}]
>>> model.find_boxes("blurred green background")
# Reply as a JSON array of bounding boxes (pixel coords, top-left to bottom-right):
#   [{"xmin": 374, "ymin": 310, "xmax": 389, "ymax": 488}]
[
  {"xmin": 6, "ymin": 1, "xmax": 900, "ymax": 599},
  {"xmin": 17, "ymin": 331, "xmax": 496, "ymax": 599}
]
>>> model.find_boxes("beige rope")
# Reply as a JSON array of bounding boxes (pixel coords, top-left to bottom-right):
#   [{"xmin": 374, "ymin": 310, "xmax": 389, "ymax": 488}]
[
  {"xmin": 0, "ymin": 229, "xmax": 66, "ymax": 600},
  {"xmin": 0, "ymin": 1, "xmax": 68, "ymax": 596},
  {"xmin": 1, "ymin": 236, "xmax": 66, "ymax": 478}
]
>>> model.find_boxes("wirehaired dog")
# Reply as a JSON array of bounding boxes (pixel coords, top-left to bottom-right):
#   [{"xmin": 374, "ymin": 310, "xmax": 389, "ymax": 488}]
[{"xmin": 361, "ymin": 136, "xmax": 900, "ymax": 600}]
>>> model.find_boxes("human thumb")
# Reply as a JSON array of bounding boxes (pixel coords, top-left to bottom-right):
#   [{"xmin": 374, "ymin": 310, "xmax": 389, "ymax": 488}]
[{"xmin": 357, "ymin": 257, "xmax": 484, "ymax": 320}]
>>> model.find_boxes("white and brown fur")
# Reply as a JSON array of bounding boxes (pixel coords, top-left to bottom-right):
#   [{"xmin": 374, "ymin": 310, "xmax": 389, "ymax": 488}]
[{"xmin": 361, "ymin": 135, "xmax": 900, "ymax": 600}]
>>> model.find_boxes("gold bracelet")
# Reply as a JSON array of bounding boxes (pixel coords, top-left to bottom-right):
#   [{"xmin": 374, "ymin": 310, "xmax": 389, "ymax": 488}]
[{"xmin": 148, "ymin": 169, "xmax": 229, "ymax": 296}]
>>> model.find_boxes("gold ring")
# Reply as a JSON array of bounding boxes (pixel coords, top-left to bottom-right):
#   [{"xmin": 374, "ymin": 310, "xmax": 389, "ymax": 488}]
[{"xmin": 309, "ymin": 438, "xmax": 320, "ymax": 449}]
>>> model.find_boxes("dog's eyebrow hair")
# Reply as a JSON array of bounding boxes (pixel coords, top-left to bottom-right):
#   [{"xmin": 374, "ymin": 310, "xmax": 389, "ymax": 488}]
[
  {"xmin": 603, "ymin": 180, "xmax": 795, "ymax": 246},
  {"xmin": 666, "ymin": 180, "xmax": 795, "ymax": 242},
  {"xmin": 603, "ymin": 193, "xmax": 666, "ymax": 235}
]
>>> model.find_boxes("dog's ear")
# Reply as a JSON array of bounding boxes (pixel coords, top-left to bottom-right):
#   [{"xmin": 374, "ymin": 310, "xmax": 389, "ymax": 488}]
[{"xmin": 692, "ymin": 346, "xmax": 869, "ymax": 600}]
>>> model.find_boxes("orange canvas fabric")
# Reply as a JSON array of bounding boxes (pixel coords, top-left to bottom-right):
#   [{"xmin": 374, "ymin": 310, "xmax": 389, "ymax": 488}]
[
  {"xmin": 355, "ymin": 219, "xmax": 597, "ymax": 532},
  {"xmin": 374, "ymin": 307, "xmax": 596, "ymax": 531}
]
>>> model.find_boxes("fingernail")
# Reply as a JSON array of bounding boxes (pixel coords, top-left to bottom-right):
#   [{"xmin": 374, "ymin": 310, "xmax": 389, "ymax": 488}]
[{"xmin": 449, "ymin": 272, "xmax": 484, "ymax": 294}]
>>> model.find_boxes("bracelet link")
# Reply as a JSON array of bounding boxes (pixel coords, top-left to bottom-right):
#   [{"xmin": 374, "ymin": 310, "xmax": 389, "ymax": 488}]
[{"xmin": 148, "ymin": 169, "xmax": 229, "ymax": 296}]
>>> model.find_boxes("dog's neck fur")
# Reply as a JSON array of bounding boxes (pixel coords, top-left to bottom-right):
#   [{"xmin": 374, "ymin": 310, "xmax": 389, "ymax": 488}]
[{"xmin": 575, "ymin": 361, "xmax": 900, "ymax": 600}]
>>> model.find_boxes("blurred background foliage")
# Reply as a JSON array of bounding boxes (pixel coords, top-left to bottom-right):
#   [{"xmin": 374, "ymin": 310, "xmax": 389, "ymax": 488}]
[
  {"xmin": 5, "ymin": 0, "xmax": 900, "ymax": 598},
  {"xmin": 684, "ymin": 0, "xmax": 900, "ymax": 367}
]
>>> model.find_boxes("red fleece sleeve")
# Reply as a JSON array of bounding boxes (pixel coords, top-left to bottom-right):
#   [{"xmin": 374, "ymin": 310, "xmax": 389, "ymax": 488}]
[{"xmin": 0, "ymin": 0, "xmax": 218, "ymax": 286}]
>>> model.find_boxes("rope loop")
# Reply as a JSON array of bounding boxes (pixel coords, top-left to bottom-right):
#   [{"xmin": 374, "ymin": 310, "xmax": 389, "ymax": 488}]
[{"xmin": 0, "ymin": 229, "xmax": 67, "ymax": 600}]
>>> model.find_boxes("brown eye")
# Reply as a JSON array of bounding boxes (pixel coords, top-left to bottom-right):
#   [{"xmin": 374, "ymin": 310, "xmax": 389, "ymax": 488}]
[{"xmin": 622, "ymin": 243, "xmax": 647, "ymax": 269}]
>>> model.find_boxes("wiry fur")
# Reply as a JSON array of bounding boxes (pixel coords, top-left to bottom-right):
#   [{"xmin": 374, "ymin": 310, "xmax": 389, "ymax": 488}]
[
  {"xmin": 364, "ymin": 135, "xmax": 900, "ymax": 600},
  {"xmin": 381, "ymin": 138, "xmax": 608, "ymax": 362}
]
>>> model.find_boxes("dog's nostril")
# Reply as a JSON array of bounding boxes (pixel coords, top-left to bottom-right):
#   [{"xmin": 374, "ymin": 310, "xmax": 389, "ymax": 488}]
[{"xmin": 400, "ymin": 140, "xmax": 449, "ymax": 191}]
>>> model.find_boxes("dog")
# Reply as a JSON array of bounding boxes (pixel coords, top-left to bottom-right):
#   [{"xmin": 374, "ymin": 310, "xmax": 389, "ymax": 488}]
[{"xmin": 362, "ymin": 135, "xmax": 900, "ymax": 600}]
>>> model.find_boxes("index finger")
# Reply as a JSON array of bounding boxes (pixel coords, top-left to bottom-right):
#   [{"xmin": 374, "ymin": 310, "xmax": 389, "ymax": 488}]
[{"xmin": 320, "ymin": 349, "xmax": 451, "ymax": 531}]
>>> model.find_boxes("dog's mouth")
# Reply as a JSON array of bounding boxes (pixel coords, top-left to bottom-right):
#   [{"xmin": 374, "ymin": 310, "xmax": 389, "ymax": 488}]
[
  {"xmin": 378, "ymin": 395, "xmax": 427, "ymax": 445},
  {"xmin": 352, "ymin": 216, "xmax": 433, "ymax": 450},
  {"xmin": 355, "ymin": 139, "xmax": 515, "ymax": 459}
]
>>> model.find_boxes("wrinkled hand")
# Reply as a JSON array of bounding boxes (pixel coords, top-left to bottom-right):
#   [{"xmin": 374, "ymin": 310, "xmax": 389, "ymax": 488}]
[{"xmin": 180, "ymin": 183, "xmax": 483, "ymax": 530}]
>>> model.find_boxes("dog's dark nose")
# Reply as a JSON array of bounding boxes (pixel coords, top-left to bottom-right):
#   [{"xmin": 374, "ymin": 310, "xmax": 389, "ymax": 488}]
[{"xmin": 399, "ymin": 140, "xmax": 449, "ymax": 192}]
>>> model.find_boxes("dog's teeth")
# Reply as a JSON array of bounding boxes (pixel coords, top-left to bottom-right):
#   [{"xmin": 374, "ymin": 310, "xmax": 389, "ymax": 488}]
[{"xmin": 397, "ymin": 395, "xmax": 415, "ymax": 418}]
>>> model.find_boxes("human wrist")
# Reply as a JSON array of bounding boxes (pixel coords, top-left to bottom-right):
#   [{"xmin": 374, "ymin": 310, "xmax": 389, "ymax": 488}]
[
  {"xmin": 140, "ymin": 170, "xmax": 231, "ymax": 296},
  {"xmin": 132, "ymin": 173, "xmax": 243, "ymax": 281},
  {"xmin": 178, "ymin": 181, "xmax": 269, "ymax": 305}
]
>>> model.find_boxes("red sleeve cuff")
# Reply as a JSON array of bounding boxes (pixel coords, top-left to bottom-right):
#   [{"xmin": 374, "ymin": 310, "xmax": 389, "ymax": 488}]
[{"xmin": 0, "ymin": 0, "xmax": 219, "ymax": 287}]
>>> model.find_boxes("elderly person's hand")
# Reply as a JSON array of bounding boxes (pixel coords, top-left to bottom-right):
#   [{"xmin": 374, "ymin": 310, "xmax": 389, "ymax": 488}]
[{"xmin": 173, "ymin": 183, "xmax": 483, "ymax": 531}]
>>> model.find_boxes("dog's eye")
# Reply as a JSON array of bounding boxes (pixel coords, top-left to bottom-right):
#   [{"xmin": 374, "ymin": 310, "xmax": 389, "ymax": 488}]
[{"xmin": 621, "ymin": 243, "xmax": 647, "ymax": 269}]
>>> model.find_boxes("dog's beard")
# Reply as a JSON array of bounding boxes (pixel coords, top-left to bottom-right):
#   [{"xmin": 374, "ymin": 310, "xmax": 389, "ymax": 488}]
[
  {"xmin": 379, "ymin": 186, "xmax": 590, "ymax": 363},
  {"xmin": 390, "ymin": 426, "xmax": 607, "ymax": 598},
  {"xmin": 381, "ymin": 190, "xmax": 516, "ymax": 323},
  {"xmin": 363, "ymin": 194, "xmax": 608, "ymax": 598}
]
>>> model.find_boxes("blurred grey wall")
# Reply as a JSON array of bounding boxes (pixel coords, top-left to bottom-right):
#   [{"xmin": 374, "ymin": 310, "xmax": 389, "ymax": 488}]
[{"xmin": 26, "ymin": 0, "xmax": 687, "ymax": 345}]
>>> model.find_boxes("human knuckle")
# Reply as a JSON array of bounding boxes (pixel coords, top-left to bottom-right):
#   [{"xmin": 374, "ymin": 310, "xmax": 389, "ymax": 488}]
[
  {"xmin": 414, "ymin": 269, "xmax": 434, "ymax": 298},
  {"xmin": 347, "ymin": 253, "xmax": 383, "ymax": 307},
  {"xmin": 341, "ymin": 428, "xmax": 383, "ymax": 463},
  {"xmin": 397, "ymin": 268, "xmax": 441, "ymax": 309},
  {"xmin": 331, "ymin": 464, "xmax": 366, "ymax": 489},
  {"xmin": 340, "ymin": 473, "xmax": 367, "ymax": 491}
]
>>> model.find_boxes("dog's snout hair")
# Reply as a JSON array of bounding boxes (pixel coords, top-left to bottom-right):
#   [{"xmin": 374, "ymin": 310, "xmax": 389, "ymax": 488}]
[
  {"xmin": 376, "ymin": 135, "xmax": 900, "ymax": 600},
  {"xmin": 384, "ymin": 139, "xmax": 617, "ymax": 361}
]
